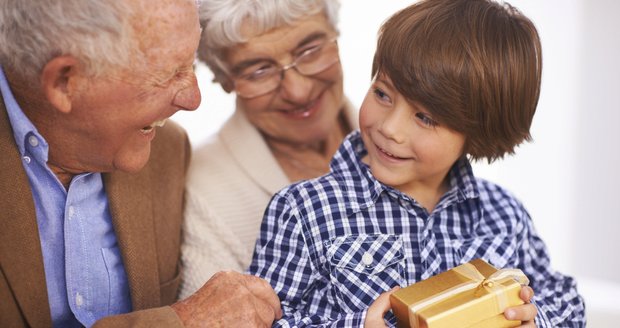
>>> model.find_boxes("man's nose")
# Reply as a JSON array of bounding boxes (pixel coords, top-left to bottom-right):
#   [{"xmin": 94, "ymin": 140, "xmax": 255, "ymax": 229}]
[{"xmin": 173, "ymin": 73, "xmax": 201, "ymax": 111}]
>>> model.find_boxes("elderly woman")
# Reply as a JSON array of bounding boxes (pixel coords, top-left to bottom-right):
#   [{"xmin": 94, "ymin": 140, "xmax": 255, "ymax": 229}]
[{"xmin": 180, "ymin": 0, "xmax": 357, "ymax": 298}]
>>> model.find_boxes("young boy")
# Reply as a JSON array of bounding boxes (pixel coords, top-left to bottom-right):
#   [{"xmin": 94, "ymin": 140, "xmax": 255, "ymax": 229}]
[{"xmin": 249, "ymin": 0, "xmax": 586, "ymax": 327}]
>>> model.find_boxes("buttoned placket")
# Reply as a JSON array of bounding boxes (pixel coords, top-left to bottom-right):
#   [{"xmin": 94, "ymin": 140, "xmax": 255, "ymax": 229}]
[{"xmin": 64, "ymin": 176, "xmax": 95, "ymax": 325}]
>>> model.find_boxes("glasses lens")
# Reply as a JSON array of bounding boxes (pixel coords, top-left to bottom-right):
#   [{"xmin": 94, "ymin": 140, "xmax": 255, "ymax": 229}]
[
  {"xmin": 296, "ymin": 40, "xmax": 339, "ymax": 76},
  {"xmin": 235, "ymin": 76, "xmax": 280, "ymax": 98},
  {"xmin": 234, "ymin": 63, "xmax": 280, "ymax": 98}
]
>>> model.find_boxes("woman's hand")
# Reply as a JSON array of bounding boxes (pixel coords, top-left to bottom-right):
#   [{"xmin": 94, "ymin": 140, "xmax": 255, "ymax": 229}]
[
  {"xmin": 504, "ymin": 285, "xmax": 538, "ymax": 328},
  {"xmin": 364, "ymin": 287, "xmax": 400, "ymax": 328}
]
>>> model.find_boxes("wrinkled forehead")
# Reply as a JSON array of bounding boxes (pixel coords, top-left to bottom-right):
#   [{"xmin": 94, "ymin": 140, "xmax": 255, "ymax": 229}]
[{"xmin": 131, "ymin": 0, "xmax": 201, "ymax": 62}]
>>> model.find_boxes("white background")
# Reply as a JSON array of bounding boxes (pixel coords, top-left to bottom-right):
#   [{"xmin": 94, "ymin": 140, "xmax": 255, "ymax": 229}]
[{"xmin": 173, "ymin": 1, "xmax": 620, "ymax": 324}]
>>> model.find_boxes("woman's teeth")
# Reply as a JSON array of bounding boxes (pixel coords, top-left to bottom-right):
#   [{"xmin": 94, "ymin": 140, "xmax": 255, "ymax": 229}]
[
  {"xmin": 284, "ymin": 99, "xmax": 318, "ymax": 115},
  {"xmin": 285, "ymin": 106, "xmax": 310, "ymax": 114}
]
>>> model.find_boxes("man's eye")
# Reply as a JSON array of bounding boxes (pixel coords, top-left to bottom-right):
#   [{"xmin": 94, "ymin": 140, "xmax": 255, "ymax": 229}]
[{"xmin": 415, "ymin": 112, "xmax": 438, "ymax": 127}]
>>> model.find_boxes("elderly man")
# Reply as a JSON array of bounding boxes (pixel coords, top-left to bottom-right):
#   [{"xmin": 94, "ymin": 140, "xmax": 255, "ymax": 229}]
[{"xmin": 0, "ymin": 0, "xmax": 280, "ymax": 327}]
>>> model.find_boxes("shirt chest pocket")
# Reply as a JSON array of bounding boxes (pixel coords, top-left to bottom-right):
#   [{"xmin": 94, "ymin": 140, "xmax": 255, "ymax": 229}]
[
  {"xmin": 325, "ymin": 234, "xmax": 406, "ymax": 313},
  {"xmin": 450, "ymin": 234, "xmax": 516, "ymax": 269}
]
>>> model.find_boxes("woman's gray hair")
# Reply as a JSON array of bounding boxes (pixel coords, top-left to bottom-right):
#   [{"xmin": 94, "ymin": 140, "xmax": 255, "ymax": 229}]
[
  {"xmin": 198, "ymin": 0, "xmax": 341, "ymax": 85},
  {"xmin": 0, "ymin": 0, "xmax": 136, "ymax": 80}
]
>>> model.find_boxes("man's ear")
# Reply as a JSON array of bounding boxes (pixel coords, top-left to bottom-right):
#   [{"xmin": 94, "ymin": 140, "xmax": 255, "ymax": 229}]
[{"xmin": 40, "ymin": 55, "xmax": 81, "ymax": 114}]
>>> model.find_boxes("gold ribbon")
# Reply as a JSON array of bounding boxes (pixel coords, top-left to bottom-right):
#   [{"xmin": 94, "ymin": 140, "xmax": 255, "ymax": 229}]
[{"xmin": 409, "ymin": 263, "xmax": 530, "ymax": 328}]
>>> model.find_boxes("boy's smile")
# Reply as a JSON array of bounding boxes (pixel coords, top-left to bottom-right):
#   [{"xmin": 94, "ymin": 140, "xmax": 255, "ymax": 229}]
[{"xmin": 375, "ymin": 143, "xmax": 413, "ymax": 163}]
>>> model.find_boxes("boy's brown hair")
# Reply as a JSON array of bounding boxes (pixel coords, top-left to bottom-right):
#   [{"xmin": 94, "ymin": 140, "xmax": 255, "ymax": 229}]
[{"xmin": 372, "ymin": 0, "xmax": 542, "ymax": 162}]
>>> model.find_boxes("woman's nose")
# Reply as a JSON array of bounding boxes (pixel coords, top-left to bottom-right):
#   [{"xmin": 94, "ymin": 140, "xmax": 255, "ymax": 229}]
[{"xmin": 278, "ymin": 68, "xmax": 313, "ymax": 103}]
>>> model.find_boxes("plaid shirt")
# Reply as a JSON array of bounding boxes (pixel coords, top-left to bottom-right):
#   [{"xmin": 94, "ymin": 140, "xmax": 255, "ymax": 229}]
[{"xmin": 249, "ymin": 131, "xmax": 586, "ymax": 327}]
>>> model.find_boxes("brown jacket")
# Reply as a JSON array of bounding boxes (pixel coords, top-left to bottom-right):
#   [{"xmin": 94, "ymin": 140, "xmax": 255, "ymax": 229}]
[{"xmin": 0, "ymin": 94, "xmax": 189, "ymax": 327}]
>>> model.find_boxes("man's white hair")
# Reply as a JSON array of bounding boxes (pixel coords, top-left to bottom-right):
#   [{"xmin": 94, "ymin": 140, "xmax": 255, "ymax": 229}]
[
  {"xmin": 0, "ymin": 0, "xmax": 138, "ymax": 80},
  {"xmin": 197, "ymin": 0, "xmax": 341, "ymax": 85}
]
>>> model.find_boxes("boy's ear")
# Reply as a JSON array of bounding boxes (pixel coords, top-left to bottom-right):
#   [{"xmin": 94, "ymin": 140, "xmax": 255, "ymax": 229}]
[{"xmin": 40, "ymin": 55, "xmax": 82, "ymax": 114}]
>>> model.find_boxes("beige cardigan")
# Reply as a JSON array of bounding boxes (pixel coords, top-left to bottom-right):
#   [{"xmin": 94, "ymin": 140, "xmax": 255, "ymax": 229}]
[
  {"xmin": 0, "ymin": 91, "xmax": 191, "ymax": 327},
  {"xmin": 180, "ymin": 99, "xmax": 358, "ymax": 299}
]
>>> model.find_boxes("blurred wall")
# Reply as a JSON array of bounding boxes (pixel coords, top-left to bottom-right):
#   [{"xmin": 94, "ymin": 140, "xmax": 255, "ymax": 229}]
[{"xmin": 572, "ymin": 0, "xmax": 620, "ymax": 283}]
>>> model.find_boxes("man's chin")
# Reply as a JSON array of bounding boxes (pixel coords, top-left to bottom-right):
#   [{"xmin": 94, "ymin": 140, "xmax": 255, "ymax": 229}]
[{"xmin": 113, "ymin": 148, "xmax": 152, "ymax": 174}]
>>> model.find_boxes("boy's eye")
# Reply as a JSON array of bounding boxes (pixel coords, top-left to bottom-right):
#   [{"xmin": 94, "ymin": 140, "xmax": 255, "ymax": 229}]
[
  {"xmin": 373, "ymin": 87, "xmax": 391, "ymax": 103},
  {"xmin": 415, "ymin": 112, "xmax": 438, "ymax": 127}
]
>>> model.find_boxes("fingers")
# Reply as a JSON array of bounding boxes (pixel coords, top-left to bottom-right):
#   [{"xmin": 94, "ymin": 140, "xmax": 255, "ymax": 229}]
[
  {"xmin": 378, "ymin": 286, "xmax": 400, "ymax": 311},
  {"xmin": 505, "ymin": 303, "xmax": 538, "ymax": 322},
  {"xmin": 515, "ymin": 322, "xmax": 537, "ymax": 328},
  {"xmin": 172, "ymin": 271, "xmax": 282, "ymax": 327},
  {"xmin": 243, "ymin": 274, "xmax": 283, "ymax": 319},
  {"xmin": 373, "ymin": 289, "xmax": 394, "ymax": 313},
  {"xmin": 364, "ymin": 287, "xmax": 400, "ymax": 328},
  {"xmin": 520, "ymin": 285, "xmax": 535, "ymax": 303},
  {"xmin": 252, "ymin": 293, "xmax": 282, "ymax": 327},
  {"xmin": 507, "ymin": 285, "xmax": 537, "ymax": 327}
]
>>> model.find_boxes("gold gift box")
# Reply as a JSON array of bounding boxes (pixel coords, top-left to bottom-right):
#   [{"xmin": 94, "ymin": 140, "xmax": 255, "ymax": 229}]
[{"xmin": 390, "ymin": 258, "xmax": 529, "ymax": 328}]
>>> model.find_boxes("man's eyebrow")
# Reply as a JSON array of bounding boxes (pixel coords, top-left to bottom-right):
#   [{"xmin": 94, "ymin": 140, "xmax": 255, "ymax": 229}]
[{"xmin": 230, "ymin": 31, "xmax": 331, "ymax": 76}]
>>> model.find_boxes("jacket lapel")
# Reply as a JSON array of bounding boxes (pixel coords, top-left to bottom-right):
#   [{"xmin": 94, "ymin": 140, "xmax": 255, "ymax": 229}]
[
  {"xmin": 0, "ymin": 98, "xmax": 52, "ymax": 327},
  {"xmin": 103, "ymin": 170, "xmax": 161, "ymax": 310}
]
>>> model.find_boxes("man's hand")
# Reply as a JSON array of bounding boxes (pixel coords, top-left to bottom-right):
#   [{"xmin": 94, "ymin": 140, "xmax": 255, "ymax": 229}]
[
  {"xmin": 171, "ymin": 271, "xmax": 282, "ymax": 328},
  {"xmin": 504, "ymin": 285, "xmax": 538, "ymax": 328}
]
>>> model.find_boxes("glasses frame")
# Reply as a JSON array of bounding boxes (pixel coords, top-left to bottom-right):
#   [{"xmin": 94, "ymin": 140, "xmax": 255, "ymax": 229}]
[{"xmin": 232, "ymin": 37, "xmax": 340, "ymax": 99}]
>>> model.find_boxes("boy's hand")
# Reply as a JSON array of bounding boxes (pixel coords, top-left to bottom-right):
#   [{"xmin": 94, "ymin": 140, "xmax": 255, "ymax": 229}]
[
  {"xmin": 364, "ymin": 287, "xmax": 400, "ymax": 328},
  {"xmin": 504, "ymin": 285, "xmax": 538, "ymax": 327}
]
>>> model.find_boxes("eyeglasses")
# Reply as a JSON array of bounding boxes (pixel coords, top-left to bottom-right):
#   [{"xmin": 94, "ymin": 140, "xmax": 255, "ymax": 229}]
[{"xmin": 231, "ymin": 38, "xmax": 339, "ymax": 99}]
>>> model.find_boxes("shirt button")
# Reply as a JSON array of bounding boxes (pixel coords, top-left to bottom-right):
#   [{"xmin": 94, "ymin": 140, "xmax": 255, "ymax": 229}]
[
  {"xmin": 23, "ymin": 156, "xmax": 31, "ymax": 164},
  {"xmin": 362, "ymin": 252, "xmax": 373, "ymax": 266},
  {"xmin": 28, "ymin": 135, "xmax": 39, "ymax": 147},
  {"xmin": 75, "ymin": 292, "xmax": 84, "ymax": 307}
]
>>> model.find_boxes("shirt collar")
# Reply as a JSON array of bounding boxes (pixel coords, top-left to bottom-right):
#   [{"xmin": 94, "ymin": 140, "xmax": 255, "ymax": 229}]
[
  {"xmin": 0, "ymin": 66, "xmax": 49, "ymax": 161},
  {"xmin": 447, "ymin": 156, "xmax": 479, "ymax": 201},
  {"xmin": 330, "ymin": 130, "xmax": 480, "ymax": 213},
  {"xmin": 329, "ymin": 131, "xmax": 392, "ymax": 213}
]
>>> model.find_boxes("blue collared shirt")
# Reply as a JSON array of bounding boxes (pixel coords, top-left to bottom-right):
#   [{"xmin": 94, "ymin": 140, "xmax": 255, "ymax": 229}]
[
  {"xmin": 1, "ymin": 67, "xmax": 131, "ymax": 327},
  {"xmin": 249, "ymin": 131, "xmax": 586, "ymax": 327}
]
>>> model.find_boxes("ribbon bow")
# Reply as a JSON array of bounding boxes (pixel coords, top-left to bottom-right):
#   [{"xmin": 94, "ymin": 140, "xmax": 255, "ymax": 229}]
[{"xmin": 409, "ymin": 262, "xmax": 530, "ymax": 328}]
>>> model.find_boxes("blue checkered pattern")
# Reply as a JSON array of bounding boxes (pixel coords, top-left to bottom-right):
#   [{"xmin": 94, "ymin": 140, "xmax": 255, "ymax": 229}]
[{"xmin": 249, "ymin": 131, "xmax": 586, "ymax": 327}]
